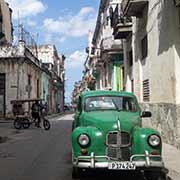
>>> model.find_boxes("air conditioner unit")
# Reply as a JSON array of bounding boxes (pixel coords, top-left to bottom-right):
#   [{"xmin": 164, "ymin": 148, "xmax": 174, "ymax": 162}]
[{"xmin": 176, "ymin": 0, "xmax": 180, "ymax": 7}]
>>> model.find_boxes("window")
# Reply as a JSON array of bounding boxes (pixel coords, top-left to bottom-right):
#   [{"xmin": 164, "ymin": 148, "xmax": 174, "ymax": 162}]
[
  {"xmin": 129, "ymin": 50, "xmax": 133, "ymax": 67},
  {"xmin": 77, "ymin": 97, "xmax": 82, "ymax": 112},
  {"xmin": 178, "ymin": 10, "xmax": 180, "ymax": 27},
  {"xmin": 143, "ymin": 79, "xmax": 150, "ymax": 102},
  {"xmin": 37, "ymin": 79, "xmax": 39, "ymax": 98},
  {"xmin": 141, "ymin": 35, "xmax": 148, "ymax": 60},
  {"xmin": 27, "ymin": 75, "xmax": 31, "ymax": 98},
  {"xmin": 131, "ymin": 80, "xmax": 134, "ymax": 93}
]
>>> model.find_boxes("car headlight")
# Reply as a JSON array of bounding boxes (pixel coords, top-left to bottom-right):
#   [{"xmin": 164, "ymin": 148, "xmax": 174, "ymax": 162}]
[
  {"xmin": 148, "ymin": 134, "xmax": 161, "ymax": 147},
  {"xmin": 78, "ymin": 134, "xmax": 90, "ymax": 147}
]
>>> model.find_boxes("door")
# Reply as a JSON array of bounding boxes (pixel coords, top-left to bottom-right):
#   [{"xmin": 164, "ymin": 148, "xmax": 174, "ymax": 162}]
[{"xmin": 0, "ymin": 74, "xmax": 5, "ymax": 118}]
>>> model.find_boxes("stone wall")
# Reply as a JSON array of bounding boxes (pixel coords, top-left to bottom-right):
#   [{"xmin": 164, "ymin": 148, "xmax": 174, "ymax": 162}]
[{"xmin": 141, "ymin": 103, "xmax": 180, "ymax": 149}]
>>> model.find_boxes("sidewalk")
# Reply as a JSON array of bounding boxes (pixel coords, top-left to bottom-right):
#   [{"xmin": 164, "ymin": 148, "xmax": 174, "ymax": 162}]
[{"xmin": 163, "ymin": 143, "xmax": 180, "ymax": 180}]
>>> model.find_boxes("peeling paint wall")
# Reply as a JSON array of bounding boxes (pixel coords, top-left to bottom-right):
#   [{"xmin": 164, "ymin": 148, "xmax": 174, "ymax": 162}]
[
  {"xmin": 141, "ymin": 103, "xmax": 180, "ymax": 149},
  {"xmin": 124, "ymin": 0, "xmax": 180, "ymax": 149},
  {"xmin": 0, "ymin": 60, "xmax": 42, "ymax": 117},
  {"xmin": 0, "ymin": 0, "xmax": 13, "ymax": 44}
]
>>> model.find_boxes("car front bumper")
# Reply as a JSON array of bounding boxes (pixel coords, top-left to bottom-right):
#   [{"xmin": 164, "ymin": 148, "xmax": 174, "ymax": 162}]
[{"xmin": 73, "ymin": 151, "xmax": 165, "ymax": 170}]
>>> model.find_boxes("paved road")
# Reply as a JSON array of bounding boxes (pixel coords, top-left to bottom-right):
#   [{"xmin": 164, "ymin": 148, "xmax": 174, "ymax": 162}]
[
  {"xmin": 0, "ymin": 114, "xmax": 73, "ymax": 180},
  {"xmin": 0, "ymin": 114, "xmax": 177, "ymax": 180}
]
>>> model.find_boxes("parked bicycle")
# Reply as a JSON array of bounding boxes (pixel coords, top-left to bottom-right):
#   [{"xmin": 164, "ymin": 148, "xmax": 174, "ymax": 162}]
[{"xmin": 11, "ymin": 98, "xmax": 51, "ymax": 130}]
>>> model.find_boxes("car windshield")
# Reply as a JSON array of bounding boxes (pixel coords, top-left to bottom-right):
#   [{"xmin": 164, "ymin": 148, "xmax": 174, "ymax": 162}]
[{"xmin": 85, "ymin": 96, "xmax": 137, "ymax": 112}]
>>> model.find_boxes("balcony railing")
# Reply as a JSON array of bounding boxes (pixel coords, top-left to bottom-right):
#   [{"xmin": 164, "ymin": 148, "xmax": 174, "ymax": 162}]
[
  {"xmin": 111, "ymin": 4, "xmax": 132, "ymax": 39},
  {"xmin": 101, "ymin": 37, "xmax": 123, "ymax": 53},
  {"xmin": 121, "ymin": 0, "xmax": 148, "ymax": 17}
]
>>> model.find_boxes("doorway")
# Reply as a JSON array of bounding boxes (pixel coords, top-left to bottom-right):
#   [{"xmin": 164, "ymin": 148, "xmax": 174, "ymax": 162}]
[{"xmin": 0, "ymin": 74, "xmax": 5, "ymax": 118}]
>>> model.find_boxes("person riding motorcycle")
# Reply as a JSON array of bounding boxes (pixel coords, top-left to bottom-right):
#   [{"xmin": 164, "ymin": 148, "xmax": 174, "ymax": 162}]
[{"xmin": 31, "ymin": 100, "xmax": 41, "ymax": 128}]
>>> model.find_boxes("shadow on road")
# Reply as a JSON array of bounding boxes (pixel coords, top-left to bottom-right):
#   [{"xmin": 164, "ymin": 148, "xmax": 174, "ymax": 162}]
[
  {"xmin": 80, "ymin": 173, "xmax": 172, "ymax": 180},
  {"xmin": 78, "ymin": 170, "xmax": 145, "ymax": 180}
]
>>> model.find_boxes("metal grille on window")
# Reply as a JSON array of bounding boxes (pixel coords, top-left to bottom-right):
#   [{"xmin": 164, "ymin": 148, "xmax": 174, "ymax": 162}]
[
  {"xmin": 143, "ymin": 79, "xmax": 150, "ymax": 102},
  {"xmin": 106, "ymin": 131, "xmax": 131, "ymax": 160}
]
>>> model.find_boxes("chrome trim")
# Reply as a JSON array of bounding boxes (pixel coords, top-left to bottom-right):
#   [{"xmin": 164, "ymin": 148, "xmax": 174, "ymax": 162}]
[
  {"xmin": 117, "ymin": 119, "xmax": 121, "ymax": 131},
  {"xmin": 91, "ymin": 152, "xmax": 95, "ymax": 168},
  {"xmin": 73, "ymin": 161, "xmax": 164, "ymax": 169},
  {"xmin": 145, "ymin": 150, "xmax": 150, "ymax": 166},
  {"xmin": 73, "ymin": 152, "xmax": 164, "ymax": 169}
]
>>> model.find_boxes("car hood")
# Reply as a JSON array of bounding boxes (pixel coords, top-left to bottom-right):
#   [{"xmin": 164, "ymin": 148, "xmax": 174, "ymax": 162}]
[{"xmin": 80, "ymin": 111, "xmax": 140, "ymax": 134}]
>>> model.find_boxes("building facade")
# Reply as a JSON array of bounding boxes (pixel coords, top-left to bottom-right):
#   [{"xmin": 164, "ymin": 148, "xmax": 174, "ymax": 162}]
[
  {"xmin": 0, "ymin": 0, "xmax": 13, "ymax": 45},
  {"xmin": 0, "ymin": 41, "xmax": 42, "ymax": 118},
  {"xmin": 85, "ymin": 0, "xmax": 124, "ymax": 91},
  {"xmin": 37, "ymin": 45, "xmax": 65, "ymax": 113},
  {"xmin": 112, "ymin": 0, "xmax": 180, "ymax": 149}
]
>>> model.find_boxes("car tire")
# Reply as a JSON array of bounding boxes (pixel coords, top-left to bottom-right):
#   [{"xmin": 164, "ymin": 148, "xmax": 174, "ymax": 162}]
[
  {"xmin": 14, "ymin": 118, "xmax": 22, "ymax": 130},
  {"xmin": 72, "ymin": 167, "xmax": 80, "ymax": 179},
  {"xmin": 145, "ymin": 171, "xmax": 167, "ymax": 180}
]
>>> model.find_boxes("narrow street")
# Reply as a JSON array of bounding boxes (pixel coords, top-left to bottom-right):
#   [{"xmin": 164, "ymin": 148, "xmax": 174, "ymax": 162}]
[
  {"xmin": 0, "ymin": 114, "xmax": 73, "ymax": 180},
  {"xmin": 0, "ymin": 114, "xmax": 179, "ymax": 180}
]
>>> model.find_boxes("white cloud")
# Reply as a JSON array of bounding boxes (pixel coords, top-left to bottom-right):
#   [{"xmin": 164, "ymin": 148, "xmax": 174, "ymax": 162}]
[
  {"xmin": 43, "ymin": 7, "xmax": 96, "ymax": 38},
  {"xmin": 6, "ymin": 0, "xmax": 47, "ymax": 19},
  {"xmin": 65, "ymin": 50, "xmax": 87, "ymax": 70},
  {"xmin": 44, "ymin": 33, "xmax": 53, "ymax": 44},
  {"xmin": 59, "ymin": 37, "xmax": 66, "ymax": 44},
  {"xmin": 26, "ymin": 19, "xmax": 37, "ymax": 26}
]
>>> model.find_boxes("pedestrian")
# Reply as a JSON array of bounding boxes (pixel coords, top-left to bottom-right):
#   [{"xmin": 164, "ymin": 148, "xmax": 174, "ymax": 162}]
[{"xmin": 31, "ymin": 100, "xmax": 41, "ymax": 128}]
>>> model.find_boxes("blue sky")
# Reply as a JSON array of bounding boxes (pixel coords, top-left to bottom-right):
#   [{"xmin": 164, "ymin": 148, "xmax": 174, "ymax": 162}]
[{"xmin": 6, "ymin": 0, "xmax": 100, "ymax": 102}]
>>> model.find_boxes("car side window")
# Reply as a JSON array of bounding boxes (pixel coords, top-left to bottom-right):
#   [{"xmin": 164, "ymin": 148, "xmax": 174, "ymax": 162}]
[
  {"xmin": 123, "ymin": 97, "xmax": 136, "ymax": 112},
  {"xmin": 77, "ymin": 97, "xmax": 82, "ymax": 112}
]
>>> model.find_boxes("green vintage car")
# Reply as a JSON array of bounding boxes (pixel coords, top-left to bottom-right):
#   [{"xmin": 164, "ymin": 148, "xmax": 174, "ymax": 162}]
[{"xmin": 72, "ymin": 91, "xmax": 168, "ymax": 180}]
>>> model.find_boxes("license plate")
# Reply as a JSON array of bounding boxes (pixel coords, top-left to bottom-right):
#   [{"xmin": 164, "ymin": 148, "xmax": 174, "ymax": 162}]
[{"xmin": 108, "ymin": 162, "xmax": 136, "ymax": 170}]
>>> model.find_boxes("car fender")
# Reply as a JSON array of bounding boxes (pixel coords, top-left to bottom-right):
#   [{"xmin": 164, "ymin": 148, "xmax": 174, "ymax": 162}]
[
  {"xmin": 131, "ymin": 127, "xmax": 162, "ymax": 159},
  {"xmin": 72, "ymin": 126, "xmax": 104, "ymax": 158}
]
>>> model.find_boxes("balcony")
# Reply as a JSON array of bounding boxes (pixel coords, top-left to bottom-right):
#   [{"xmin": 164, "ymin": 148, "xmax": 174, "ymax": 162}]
[
  {"xmin": 121, "ymin": 0, "xmax": 148, "ymax": 17},
  {"xmin": 112, "ymin": 4, "xmax": 132, "ymax": 39},
  {"xmin": 175, "ymin": 0, "xmax": 180, "ymax": 7},
  {"xmin": 101, "ymin": 37, "xmax": 123, "ymax": 55}
]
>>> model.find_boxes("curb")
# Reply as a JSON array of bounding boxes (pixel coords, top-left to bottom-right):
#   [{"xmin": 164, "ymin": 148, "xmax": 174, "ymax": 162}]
[
  {"xmin": 0, "ymin": 120, "xmax": 13, "ymax": 123},
  {"xmin": 47, "ymin": 113, "xmax": 65, "ymax": 119},
  {"xmin": 0, "ymin": 113, "xmax": 65, "ymax": 123}
]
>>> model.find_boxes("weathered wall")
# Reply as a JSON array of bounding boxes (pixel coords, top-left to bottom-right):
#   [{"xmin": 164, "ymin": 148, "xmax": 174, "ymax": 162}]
[
  {"xmin": 0, "ymin": 61, "xmax": 18, "ymax": 117},
  {"xmin": 124, "ymin": 0, "xmax": 180, "ymax": 149},
  {"xmin": 0, "ymin": 0, "xmax": 13, "ymax": 43},
  {"xmin": 0, "ymin": 59, "xmax": 42, "ymax": 117},
  {"xmin": 141, "ymin": 103, "xmax": 180, "ymax": 149},
  {"xmin": 41, "ymin": 72, "xmax": 49, "ymax": 103},
  {"xmin": 128, "ymin": 0, "xmax": 180, "ymax": 104}
]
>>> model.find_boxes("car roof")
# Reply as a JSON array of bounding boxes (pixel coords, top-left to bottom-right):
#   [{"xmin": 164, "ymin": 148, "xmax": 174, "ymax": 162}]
[{"xmin": 80, "ymin": 90, "xmax": 136, "ymax": 98}]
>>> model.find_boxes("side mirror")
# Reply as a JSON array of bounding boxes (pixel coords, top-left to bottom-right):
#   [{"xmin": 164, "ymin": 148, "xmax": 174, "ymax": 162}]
[{"xmin": 141, "ymin": 111, "xmax": 152, "ymax": 118}]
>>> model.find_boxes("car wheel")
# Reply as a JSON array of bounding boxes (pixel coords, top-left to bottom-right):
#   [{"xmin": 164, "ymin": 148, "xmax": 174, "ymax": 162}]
[
  {"xmin": 145, "ymin": 171, "xmax": 167, "ymax": 180},
  {"xmin": 72, "ymin": 167, "xmax": 80, "ymax": 179}
]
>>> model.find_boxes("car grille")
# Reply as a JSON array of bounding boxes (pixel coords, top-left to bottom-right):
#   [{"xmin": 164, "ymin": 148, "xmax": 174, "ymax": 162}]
[{"xmin": 106, "ymin": 131, "xmax": 131, "ymax": 160}]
